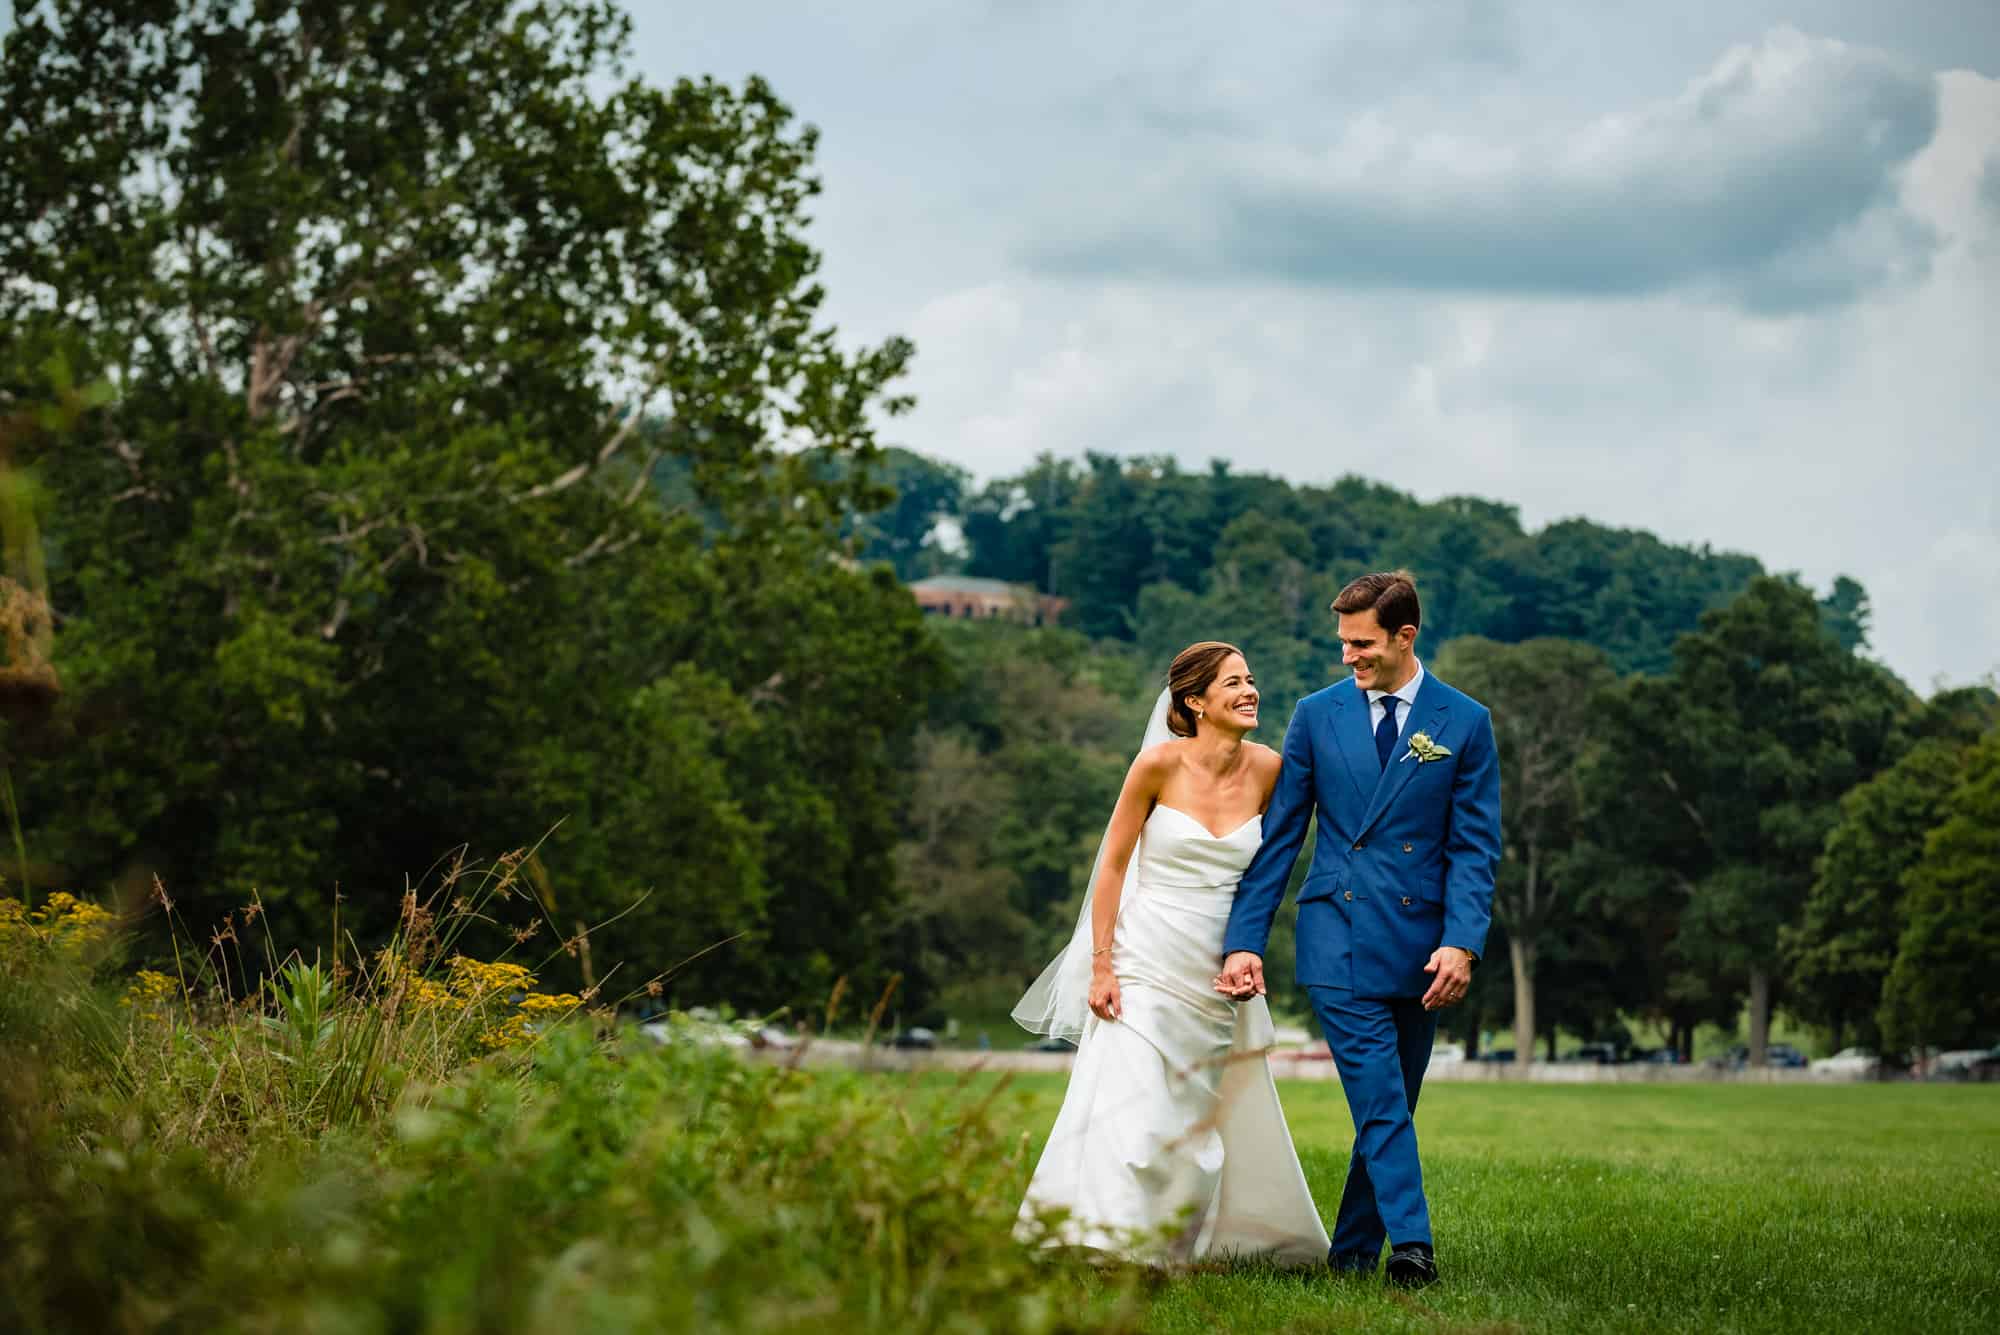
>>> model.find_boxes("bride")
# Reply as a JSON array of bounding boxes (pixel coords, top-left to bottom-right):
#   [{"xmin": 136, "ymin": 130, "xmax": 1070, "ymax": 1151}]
[{"xmin": 1012, "ymin": 641, "xmax": 1328, "ymax": 1265}]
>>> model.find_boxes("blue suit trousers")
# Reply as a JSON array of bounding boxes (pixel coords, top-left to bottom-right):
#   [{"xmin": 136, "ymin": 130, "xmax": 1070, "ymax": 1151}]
[{"xmin": 1308, "ymin": 986, "xmax": 1438, "ymax": 1267}]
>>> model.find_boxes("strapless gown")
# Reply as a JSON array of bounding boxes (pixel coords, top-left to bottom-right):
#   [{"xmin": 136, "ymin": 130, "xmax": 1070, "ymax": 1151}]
[{"xmin": 1015, "ymin": 805, "xmax": 1330, "ymax": 1265}]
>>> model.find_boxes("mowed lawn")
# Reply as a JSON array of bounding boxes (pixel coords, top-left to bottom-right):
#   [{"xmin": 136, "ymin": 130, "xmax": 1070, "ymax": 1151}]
[{"xmin": 977, "ymin": 1075, "xmax": 2000, "ymax": 1334}]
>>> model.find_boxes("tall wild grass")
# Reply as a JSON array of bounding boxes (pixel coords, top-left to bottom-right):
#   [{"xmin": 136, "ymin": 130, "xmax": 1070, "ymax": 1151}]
[{"xmin": 0, "ymin": 862, "xmax": 1142, "ymax": 1333}]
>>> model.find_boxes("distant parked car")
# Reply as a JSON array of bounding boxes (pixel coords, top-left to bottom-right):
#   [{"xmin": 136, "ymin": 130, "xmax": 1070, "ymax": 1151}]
[
  {"xmin": 1430, "ymin": 1042, "xmax": 1466, "ymax": 1064},
  {"xmin": 891, "ymin": 1026, "xmax": 937, "ymax": 1050},
  {"xmin": 1810, "ymin": 1046, "xmax": 1880, "ymax": 1076},
  {"xmin": 1026, "ymin": 1036, "xmax": 1076, "ymax": 1053},
  {"xmin": 1766, "ymin": 1043, "xmax": 1807, "ymax": 1068},
  {"xmin": 1972, "ymin": 1045, "xmax": 2000, "ymax": 1082},
  {"xmin": 750, "ymin": 1024, "xmax": 798, "ymax": 1051},
  {"xmin": 639, "ymin": 1015, "xmax": 749, "ymax": 1049},
  {"xmin": 1476, "ymin": 1048, "xmax": 1518, "ymax": 1063},
  {"xmin": 1711, "ymin": 1042, "xmax": 1807, "ymax": 1069},
  {"xmin": 1565, "ymin": 1042, "xmax": 1623, "ymax": 1065},
  {"xmin": 1925, "ymin": 1048, "xmax": 1992, "ymax": 1080},
  {"xmin": 1631, "ymin": 1047, "xmax": 1681, "ymax": 1064}
]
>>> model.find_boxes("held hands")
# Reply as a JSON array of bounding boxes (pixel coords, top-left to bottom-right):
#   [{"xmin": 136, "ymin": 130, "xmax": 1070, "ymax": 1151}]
[
  {"xmin": 1421, "ymin": 946, "xmax": 1474, "ymax": 1010},
  {"xmin": 1088, "ymin": 959, "xmax": 1122, "ymax": 1022},
  {"xmin": 1213, "ymin": 951, "xmax": 1265, "ymax": 1000}
]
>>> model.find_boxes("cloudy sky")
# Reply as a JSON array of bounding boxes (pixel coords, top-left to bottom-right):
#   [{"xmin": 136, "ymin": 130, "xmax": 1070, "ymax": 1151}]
[{"xmin": 642, "ymin": 4, "xmax": 2000, "ymax": 688}]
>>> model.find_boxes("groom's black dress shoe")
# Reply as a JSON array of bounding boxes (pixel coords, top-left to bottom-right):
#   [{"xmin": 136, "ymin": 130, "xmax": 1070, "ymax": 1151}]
[{"xmin": 1385, "ymin": 1242, "xmax": 1439, "ymax": 1290}]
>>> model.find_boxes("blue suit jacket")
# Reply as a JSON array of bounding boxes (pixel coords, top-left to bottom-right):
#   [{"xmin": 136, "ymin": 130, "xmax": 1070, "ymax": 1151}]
[{"xmin": 1223, "ymin": 671, "xmax": 1502, "ymax": 998}]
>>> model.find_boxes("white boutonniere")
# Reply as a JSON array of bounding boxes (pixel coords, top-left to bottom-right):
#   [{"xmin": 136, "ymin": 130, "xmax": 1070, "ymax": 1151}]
[{"xmin": 1401, "ymin": 731, "xmax": 1452, "ymax": 764}]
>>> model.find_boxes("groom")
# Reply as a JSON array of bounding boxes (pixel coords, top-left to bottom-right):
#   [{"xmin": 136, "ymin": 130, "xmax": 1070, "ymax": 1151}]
[{"xmin": 1217, "ymin": 570, "xmax": 1500, "ymax": 1289}]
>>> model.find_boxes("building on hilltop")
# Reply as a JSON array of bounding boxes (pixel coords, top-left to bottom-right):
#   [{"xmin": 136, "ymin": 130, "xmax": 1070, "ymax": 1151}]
[{"xmin": 908, "ymin": 575, "xmax": 1067, "ymax": 627}]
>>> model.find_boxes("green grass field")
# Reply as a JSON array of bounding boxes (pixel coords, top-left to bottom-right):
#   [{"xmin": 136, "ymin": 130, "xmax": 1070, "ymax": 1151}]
[
  {"xmin": 982, "ymin": 1075, "xmax": 2000, "ymax": 1334},
  {"xmin": 8, "ymin": 910, "xmax": 1996, "ymax": 1335}
]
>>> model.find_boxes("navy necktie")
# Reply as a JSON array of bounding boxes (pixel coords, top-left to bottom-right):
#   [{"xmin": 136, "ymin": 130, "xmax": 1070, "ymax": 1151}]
[{"xmin": 1375, "ymin": 696, "xmax": 1401, "ymax": 769}]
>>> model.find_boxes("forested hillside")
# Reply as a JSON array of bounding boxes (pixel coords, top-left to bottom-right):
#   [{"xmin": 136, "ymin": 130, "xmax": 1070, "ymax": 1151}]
[{"xmin": 851, "ymin": 449, "xmax": 1804, "ymax": 708}]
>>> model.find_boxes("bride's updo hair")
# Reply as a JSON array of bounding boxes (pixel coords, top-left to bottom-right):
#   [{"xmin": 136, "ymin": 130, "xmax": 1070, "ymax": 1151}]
[{"xmin": 1166, "ymin": 641, "xmax": 1244, "ymax": 737}]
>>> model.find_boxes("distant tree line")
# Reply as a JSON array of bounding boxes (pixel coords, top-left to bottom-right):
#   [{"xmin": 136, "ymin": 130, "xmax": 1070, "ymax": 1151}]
[{"xmin": 854, "ymin": 449, "xmax": 1777, "ymax": 677}]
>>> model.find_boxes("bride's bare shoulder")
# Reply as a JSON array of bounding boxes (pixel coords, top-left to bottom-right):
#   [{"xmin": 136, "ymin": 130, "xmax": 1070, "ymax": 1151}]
[
  {"xmin": 1132, "ymin": 739, "xmax": 1184, "ymax": 780},
  {"xmin": 1118, "ymin": 742, "xmax": 1180, "ymax": 802}
]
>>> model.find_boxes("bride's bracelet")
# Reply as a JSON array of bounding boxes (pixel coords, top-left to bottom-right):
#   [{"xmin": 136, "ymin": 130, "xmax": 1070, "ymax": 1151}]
[{"xmin": 1091, "ymin": 945, "xmax": 1113, "ymax": 956}]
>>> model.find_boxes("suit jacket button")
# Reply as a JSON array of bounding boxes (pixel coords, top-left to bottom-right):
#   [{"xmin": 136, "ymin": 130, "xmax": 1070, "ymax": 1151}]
[
  {"xmin": 1352, "ymin": 840, "xmax": 1366, "ymax": 851},
  {"xmin": 1403, "ymin": 843, "xmax": 1414, "ymax": 854},
  {"xmin": 1402, "ymin": 896, "xmax": 1412, "ymax": 906},
  {"xmin": 1343, "ymin": 890, "xmax": 1353, "ymax": 901}
]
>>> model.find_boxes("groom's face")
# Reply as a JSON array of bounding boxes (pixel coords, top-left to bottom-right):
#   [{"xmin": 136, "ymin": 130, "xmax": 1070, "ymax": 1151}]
[{"xmin": 1339, "ymin": 609, "xmax": 1418, "ymax": 691}]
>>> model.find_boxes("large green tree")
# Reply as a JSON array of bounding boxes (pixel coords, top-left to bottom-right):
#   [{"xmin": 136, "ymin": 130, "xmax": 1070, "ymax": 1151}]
[
  {"xmin": 1878, "ymin": 729, "xmax": 2000, "ymax": 1053},
  {"xmin": 2, "ymin": 0, "xmax": 937, "ymax": 1004},
  {"xmin": 1434, "ymin": 636, "xmax": 1619, "ymax": 1066},
  {"xmin": 1785, "ymin": 688, "xmax": 1994, "ymax": 1051},
  {"xmin": 1586, "ymin": 576, "xmax": 1906, "ymax": 1064}
]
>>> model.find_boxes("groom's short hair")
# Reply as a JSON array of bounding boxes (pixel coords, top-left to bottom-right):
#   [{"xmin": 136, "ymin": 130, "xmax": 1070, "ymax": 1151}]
[{"xmin": 1332, "ymin": 570, "xmax": 1421, "ymax": 634}]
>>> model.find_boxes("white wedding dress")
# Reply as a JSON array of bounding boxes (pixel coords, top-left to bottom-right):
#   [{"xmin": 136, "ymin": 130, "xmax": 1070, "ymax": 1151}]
[{"xmin": 1014, "ymin": 803, "xmax": 1330, "ymax": 1266}]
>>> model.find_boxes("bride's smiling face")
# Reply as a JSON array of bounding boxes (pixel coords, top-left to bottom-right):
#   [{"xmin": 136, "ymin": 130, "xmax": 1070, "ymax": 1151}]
[{"xmin": 1190, "ymin": 653, "xmax": 1259, "ymax": 735}]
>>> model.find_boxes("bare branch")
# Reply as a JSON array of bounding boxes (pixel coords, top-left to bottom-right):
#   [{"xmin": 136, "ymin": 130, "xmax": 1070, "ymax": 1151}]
[
  {"xmin": 516, "ymin": 416, "xmax": 640, "ymax": 501},
  {"xmin": 247, "ymin": 276, "xmax": 375, "ymax": 423},
  {"xmin": 562, "ymin": 527, "xmax": 644, "ymax": 568},
  {"xmin": 1656, "ymin": 768, "xmax": 1713, "ymax": 850},
  {"xmin": 513, "ymin": 383, "xmax": 672, "ymax": 503},
  {"xmin": 188, "ymin": 295, "xmax": 221, "ymax": 383},
  {"xmin": 320, "ymin": 596, "xmax": 350, "ymax": 641},
  {"xmin": 621, "ymin": 442, "xmax": 669, "ymax": 507},
  {"xmin": 111, "ymin": 437, "xmax": 146, "ymax": 477},
  {"xmin": 318, "ymin": 512, "xmax": 395, "ymax": 548}
]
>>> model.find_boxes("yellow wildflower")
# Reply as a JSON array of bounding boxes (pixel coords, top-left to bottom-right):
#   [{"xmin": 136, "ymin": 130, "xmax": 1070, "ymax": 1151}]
[
  {"xmin": 121, "ymin": 969, "xmax": 179, "ymax": 1024},
  {"xmin": 2, "ymin": 891, "xmax": 114, "ymax": 961},
  {"xmin": 407, "ymin": 978, "xmax": 455, "ymax": 1011},
  {"xmin": 477, "ymin": 1013, "xmax": 532, "ymax": 1049},
  {"xmin": 445, "ymin": 955, "xmax": 536, "ymax": 1000}
]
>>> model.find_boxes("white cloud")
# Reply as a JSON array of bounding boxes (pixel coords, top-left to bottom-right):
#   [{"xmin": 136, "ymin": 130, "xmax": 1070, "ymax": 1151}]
[
  {"xmin": 883, "ymin": 63, "xmax": 2000, "ymax": 690},
  {"xmin": 1037, "ymin": 29, "xmax": 1942, "ymax": 312}
]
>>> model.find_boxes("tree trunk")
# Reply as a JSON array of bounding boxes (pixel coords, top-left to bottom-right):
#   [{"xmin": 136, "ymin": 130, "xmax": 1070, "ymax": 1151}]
[
  {"xmin": 1748, "ymin": 968, "xmax": 1772, "ymax": 1067},
  {"xmin": 1509, "ymin": 934, "xmax": 1536, "ymax": 1069}
]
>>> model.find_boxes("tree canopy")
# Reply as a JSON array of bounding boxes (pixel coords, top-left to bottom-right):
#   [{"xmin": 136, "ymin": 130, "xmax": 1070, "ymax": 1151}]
[
  {"xmin": 1785, "ymin": 687, "xmax": 1995, "ymax": 1051},
  {"xmin": 2, "ymin": 0, "xmax": 937, "ymax": 1006},
  {"xmin": 1878, "ymin": 730, "xmax": 2000, "ymax": 1052},
  {"xmin": 947, "ymin": 453, "xmax": 1767, "ymax": 687}
]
